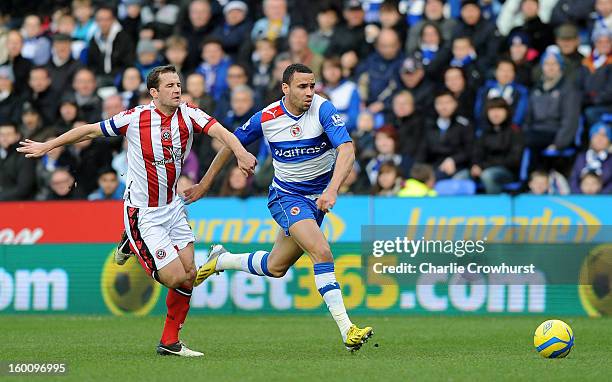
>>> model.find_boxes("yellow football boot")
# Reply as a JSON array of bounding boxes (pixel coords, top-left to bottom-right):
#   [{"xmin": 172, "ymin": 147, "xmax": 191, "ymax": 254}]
[
  {"xmin": 194, "ymin": 244, "xmax": 226, "ymax": 287},
  {"xmin": 344, "ymin": 324, "xmax": 374, "ymax": 352}
]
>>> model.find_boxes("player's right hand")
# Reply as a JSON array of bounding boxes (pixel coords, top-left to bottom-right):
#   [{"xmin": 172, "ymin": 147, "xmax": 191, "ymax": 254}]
[
  {"xmin": 236, "ymin": 151, "xmax": 257, "ymax": 177},
  {"xmin": 182, "ymin": 182, "xmax": 210, "ymax": 204},
  {"xmin": 16, "ymin": 139, "xmax": 50, "ymax": 158}
]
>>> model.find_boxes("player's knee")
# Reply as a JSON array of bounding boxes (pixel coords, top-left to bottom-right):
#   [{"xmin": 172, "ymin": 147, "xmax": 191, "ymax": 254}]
[
  {"xmin": 185, "ymin": 268, "xmax": 196, "ymax": 284},
  {"xmin": 311, "ymin": 244, "xmax": 333, "ymax": 263}
]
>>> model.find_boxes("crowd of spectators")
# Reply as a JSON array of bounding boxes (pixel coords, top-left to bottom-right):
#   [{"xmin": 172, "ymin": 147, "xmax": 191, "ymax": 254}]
[{"xmin": 0, "ymin": 0, "xmax": 610, "ymax": 201}]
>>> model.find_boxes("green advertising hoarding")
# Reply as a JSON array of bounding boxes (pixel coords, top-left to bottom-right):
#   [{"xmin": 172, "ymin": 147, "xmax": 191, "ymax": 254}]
[{"xmin": 0, "ymin": 243, "xmax": 604, "ymax": 316}]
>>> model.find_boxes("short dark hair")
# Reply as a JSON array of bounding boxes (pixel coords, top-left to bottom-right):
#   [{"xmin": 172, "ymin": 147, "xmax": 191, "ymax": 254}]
[
  {"xmin": 485, "ymin": 97, "xmax": 511, "ymax": 114},
  {"xmin": 435, "ymin": 89, "xmax": 456, "ymax": 100},
  {"xmin": 98, "ymin": 166, "xmax": 117, "ymax": 178},
  {"xmin": 96, "ymin": 5, "xmax": 116, "ymax": 18},
  {"xmin": 410, "ymin": 163, "xmax": 435, "ymax": 184},
  {"xmin": 496, "ymin": 58, "xmax": 516, "ymax": 71},
  {"xmin": 282, "ymin": 63, "xmax": 313, "ymax": 85},
  {"xmin": 146, "ymin": 65, "xmax": 177, "ymax": 90}
]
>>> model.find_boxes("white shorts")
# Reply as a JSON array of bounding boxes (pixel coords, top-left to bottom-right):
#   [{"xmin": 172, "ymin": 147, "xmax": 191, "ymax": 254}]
[{"xmin": 123, "ymin": 197, "xmax": 196, "ymax": 272}]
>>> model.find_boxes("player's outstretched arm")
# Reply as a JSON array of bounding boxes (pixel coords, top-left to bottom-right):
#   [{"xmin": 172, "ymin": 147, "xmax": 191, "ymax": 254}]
[
  {"xmin": 316, "ymin": 142, "xmax": 355, "ymax": 213},
  {"xmin": 17, "ymin": 123, "xmax": 103, "ymax": 158},
  {"xmin": 207, "ymin": 122, "xmax": 256, "ymax": 177},
  {"xmin": 183, "ymin": 145, "xmax": 234, "ymax": 204}
]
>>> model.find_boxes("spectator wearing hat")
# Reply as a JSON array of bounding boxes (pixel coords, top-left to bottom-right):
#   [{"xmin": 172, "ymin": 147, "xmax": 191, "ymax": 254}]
[
  {"xmin": 356, "ymin": 28, "xmax": 404, "ymax": 114},
  {"xmin": 506, "ymin": 31, "xmax": 537, "ymax": 87},
  {"xmin": 417, "ymin": 90, "xmax": 474, "ymax": 179},
  {"xmin": 1, "ymin": 30, "xmax": 33, "ymax": 96},
  {"xmin": 506, "ymin": 0, "xmax": 555, "ymax": 55},
  {"xmin": 452, "ymin": 0, "xmax": 501, "ymax": 71},
  {"xmin": 0, "ymin": 123, "xmax": 36, "ymax": 201},
  {"xmin": 326, "ymin": 0, "xmax": 369, "ymax": 59},
  {"xmin": 212, "ymin": 1, "xmax": 252, "ymax": 60},
  {"xmin": 26, "ymin": 66, "xmax": 60, "ymax": 126},
  {"xmin": 21, "ymin": 15, "xmax": 52, "ymax": 66},
  {"xmin": 533, "ymin": 23, "xmax": 584, "ymax": 85},
  {"xmin": 396, "ymin": 55, "xmax": 436, "ymax": 116},
  {"xmin": 570, "ymin": 122, "xmax": 612, "ymax": 193},
  {"xmin": 580, "ymin": 26, "xmax": 612, "ymax": 127},
  {"xmin": 135, "ymin": 39, "xmax": 162, "ymax": 79},
  {"xmin": 0, "ymin": 66, "xmax": 23, "ymax": 125},
  {"xmin": 406, "ymin": 0, "xmax": 458, "ymax": 55},
  {"xmin": 524, "ymin": 47, "xmax": 581, "ymax": 164},
  {"xmin": 251, "ymin": 0, "xmax": 291, "ymax": 44},
  {"xmin": 47, "ymin": 33, "xmax": 82, "ymax": 94},
  {"xmin": 87, "ymin": 6, "xmax": 135, "ymax": 86},
  {"xmin": 458, "ymin": 97, "xmax": 524, "ymax": 194}
]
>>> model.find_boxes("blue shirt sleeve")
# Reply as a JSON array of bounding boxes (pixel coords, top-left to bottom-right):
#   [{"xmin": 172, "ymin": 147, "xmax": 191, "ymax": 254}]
[
  {"xmin": 319, "ymin": 100, "xmax": 352, "ymax": 148},
  {"xmin": 234, "ymin": 111, "xmax": 264, "ymax": 146}
]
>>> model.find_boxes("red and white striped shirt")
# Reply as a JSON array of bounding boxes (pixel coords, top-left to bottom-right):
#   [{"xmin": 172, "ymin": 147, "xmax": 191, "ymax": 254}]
[{"xmin": 100, "ymin": 101, "xmax": 216, "ymax": 208}]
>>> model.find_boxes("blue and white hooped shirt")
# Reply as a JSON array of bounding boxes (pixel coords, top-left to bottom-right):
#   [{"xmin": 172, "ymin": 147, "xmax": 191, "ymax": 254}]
[{"xmin": 234, "ymin": 94, "xmax": 352, "ymax": 199}]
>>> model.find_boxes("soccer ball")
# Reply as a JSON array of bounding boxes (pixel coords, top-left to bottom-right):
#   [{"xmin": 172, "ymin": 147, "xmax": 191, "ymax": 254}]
[{"xmin": 533, "ymin": 319, "xmax": 574, "ymax": 358}]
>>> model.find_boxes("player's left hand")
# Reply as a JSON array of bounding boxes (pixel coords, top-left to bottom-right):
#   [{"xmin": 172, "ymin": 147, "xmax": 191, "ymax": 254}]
[
  {"xmin": 236, "ymin": 151, "xmax": 257, "ymax": 177},
  {"xmin": 317, "ymin": 189, "xmax": 337, "ymax": 213}
]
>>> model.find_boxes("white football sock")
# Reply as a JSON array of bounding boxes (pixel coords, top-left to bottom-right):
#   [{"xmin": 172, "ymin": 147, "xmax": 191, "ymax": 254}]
[{"xmin": 314, "ymin": 262, "xmax": 353, "ymax": 341}]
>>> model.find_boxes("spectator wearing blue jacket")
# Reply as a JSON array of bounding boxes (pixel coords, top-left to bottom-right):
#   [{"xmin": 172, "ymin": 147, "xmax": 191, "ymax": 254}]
[
  {"xmin": 320, "ymin": 57, "xmax": 361, "ymax": 133},
  {"xmin": 355, "ymin": 28, "xmax": 404, "ymax": 113},
  {"xmin": 87, "ymin": 167, "xmax": 125, "ymax": 201},
  {"xmin": 196, "ymin": 38, "xmax": 232, "ymax": 101},
  {"xmin": 474, "ymin": 58, "xmax": 529, "ymax": 131},
  {"xmin": 212, "ymin": 1, "xmax": 253, "ymax": 59}
]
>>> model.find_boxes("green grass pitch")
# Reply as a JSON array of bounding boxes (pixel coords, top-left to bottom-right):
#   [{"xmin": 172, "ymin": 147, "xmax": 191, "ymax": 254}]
[{"xmin": 2, "ymin": 315, "xmax": 611, "ymax": 381}]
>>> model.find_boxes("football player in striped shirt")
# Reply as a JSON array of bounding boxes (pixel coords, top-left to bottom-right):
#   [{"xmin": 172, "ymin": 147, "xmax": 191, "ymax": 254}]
[
  {"xmin": 186, "ymin": 64, "xmax": 374, "ymax": 352},
  {"xmin": 18, "ymin": 65, "xmax": 257, "ymax": 357}
]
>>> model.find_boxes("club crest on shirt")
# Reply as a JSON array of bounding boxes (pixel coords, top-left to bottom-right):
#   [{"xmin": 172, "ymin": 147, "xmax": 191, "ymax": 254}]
[
  {"xmin": 290, "ymin": 206, "xmax": 300, "ymax": 215},
  {"xmin": 162, "ymin": 130, "xmax": 172, "ymax": 142},
  {"xmin": 290, "ymin": 124, "xmax": 302, "ymax": 138},
  {"xmin": 155, "ymin": 249, "xmax": 166, "ymax": 260}
]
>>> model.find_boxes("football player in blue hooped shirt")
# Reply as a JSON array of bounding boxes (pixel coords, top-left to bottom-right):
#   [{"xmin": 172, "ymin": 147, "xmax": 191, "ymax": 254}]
[{"xmin": 185, "ymin": 63, "xmax": 374, "ymax": 352}]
